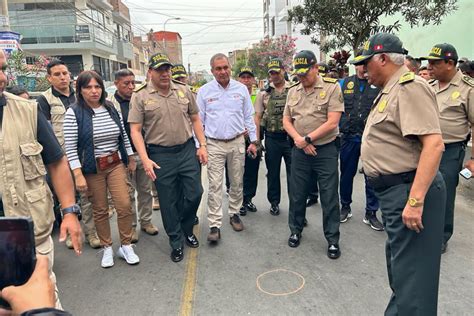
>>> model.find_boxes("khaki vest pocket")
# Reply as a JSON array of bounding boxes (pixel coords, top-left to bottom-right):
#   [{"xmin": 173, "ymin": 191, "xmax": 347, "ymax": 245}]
[{"xmin": 20, "ymin": 142, "xmax": 47, "ymax": 180}]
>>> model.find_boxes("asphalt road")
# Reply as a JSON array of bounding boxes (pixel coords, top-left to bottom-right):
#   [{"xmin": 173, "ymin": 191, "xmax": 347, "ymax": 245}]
[{"xmin": 52, "ymin": 159, "xmax": 474, "ymax": 316}]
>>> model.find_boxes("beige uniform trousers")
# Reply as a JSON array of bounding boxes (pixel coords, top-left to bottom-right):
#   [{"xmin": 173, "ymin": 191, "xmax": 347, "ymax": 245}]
[
  {"xmin": 128, "ymin": 155, "xmax": 154, "ymax": 227},
  {"xmin": 206, "ymin": 135, "xmax": 246, "ymax": 228},
  {"xmin": 36, "ymin": 236, "xmax": 62, "ymax": 310}
]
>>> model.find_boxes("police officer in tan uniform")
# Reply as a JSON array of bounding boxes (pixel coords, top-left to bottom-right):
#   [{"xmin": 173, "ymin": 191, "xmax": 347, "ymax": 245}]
[
  {"xmin": 37, "ymin": 59, "xmax": 99, "ymax": 249},
  {"xmin": 0, "ymin": 50, "xmax": 82, "ymax": 308},
  {"xmin": 351, "ymin": 33, "xmax": 446, "ymax": 315},
  {"xmin": 283, "ymin": 50, "xmax": 343, "ymax": 259},
  {"xmin": 255, "ymin": 59, "xmax": 293, "ymax": 216},
  {"xmin": 420, "ymin": 43, "xmax": 474, "ymax": 253},
  {"xmin": 108, "ymin": 69, "xmax": 158, "ymax": 242},
  {"xmin": 129, "ymin": 53, "xmax": 207, "ymax": 262}
]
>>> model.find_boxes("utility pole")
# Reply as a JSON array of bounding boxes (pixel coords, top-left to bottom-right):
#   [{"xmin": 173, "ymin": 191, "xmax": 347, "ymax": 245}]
[{"xmin": 0, "ymin": 0, "xmax": 10, "ymax": 31}]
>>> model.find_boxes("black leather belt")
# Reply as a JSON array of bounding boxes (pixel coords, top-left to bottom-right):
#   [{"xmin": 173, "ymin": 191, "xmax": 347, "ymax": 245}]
[
  {"xmin": 147, "ymin": 138, "xmax": 192, "ymax": 154},
  {"xmin": 367, "ymin": 170, "xmax": 416, "ymax": 192},
  {"xmin": 207, "ymin": 134, "xmax": 243, "ymax": 143}
]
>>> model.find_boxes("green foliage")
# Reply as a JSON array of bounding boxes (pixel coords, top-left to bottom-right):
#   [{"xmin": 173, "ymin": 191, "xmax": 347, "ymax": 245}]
[
  {"xmin": 289, "ymin": 0, "xmax": 458, "ymax": 54},
  {"xmin": 6, "ymin": 50, "xmax": 51, "ymax": 92},
  {"xmin": 246, "ymin": 35, "xmax": 297, "ymax": 80},
  {"xmin": 232, "ymin": 55, "xmax": 249, "ymax": 78}
]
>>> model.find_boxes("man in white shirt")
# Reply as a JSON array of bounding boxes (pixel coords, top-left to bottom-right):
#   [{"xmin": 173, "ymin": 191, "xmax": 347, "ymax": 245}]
[{"xmin": 197, "ymin": 53, "xmax": 258, "ymax": 243}]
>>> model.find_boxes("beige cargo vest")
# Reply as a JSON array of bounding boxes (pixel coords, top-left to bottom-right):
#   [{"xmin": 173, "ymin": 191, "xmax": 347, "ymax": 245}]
[
  {"xmin": 42, "ymin": 88, "xmax": 66, "ymax": 149},
  {"xmin": 107, "ymin": 93, "xmax": 121, "ymax": 113},
  {"xmin": 0, "ymin": 92, "xmax": 54, "ymax": 245}
]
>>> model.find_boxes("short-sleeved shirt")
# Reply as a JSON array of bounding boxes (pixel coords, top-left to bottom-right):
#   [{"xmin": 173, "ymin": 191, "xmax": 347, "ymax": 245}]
[
  {"xmin": 37, "ymin": 86, "xmax": 76, "ymax": 121},
  {"xmin": 283, "ymin": 76, "xmax": 344, "ymax": 145},
  {"xmin": 361, "ymin": 66, "xmax": 441, "ymax": 177},
  {"xmin": 0, "ymin": 95, "xmax": 63, "ymax": 165},
  {"xmin": 128, "ymin": 81, "xmax": 199, "ymax": 146},
  {"xmin": 430, "ymin": 70, "xmax": 473, "ymax": 144}
]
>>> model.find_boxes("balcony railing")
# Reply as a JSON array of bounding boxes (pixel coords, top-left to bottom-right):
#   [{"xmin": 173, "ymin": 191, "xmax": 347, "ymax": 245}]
[{"xmin": 12, "ymin": 23, "xmax": 114, "ymax": 48}]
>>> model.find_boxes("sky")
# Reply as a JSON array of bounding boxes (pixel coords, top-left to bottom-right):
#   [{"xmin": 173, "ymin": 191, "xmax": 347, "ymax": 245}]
[{"xmin": 123, "ymin": 0, "xmax": 264, "ymax": 73}]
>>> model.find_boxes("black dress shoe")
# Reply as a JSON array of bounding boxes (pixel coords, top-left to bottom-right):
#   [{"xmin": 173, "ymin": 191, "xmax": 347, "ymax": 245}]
[
  {"xmin": 185, "ymin": 234, "xmax": 199, "ymax": 248},
  {"xmin": 193, "ymin": 216, "xmax": 199, "ymax": 226},
  {"xmin": 246, "ymin": 201, "xmax": 257, "ymax": 212},
  {"xmin": 270, "ymin": 204, "xmax": 280, "ymax": 216},
  {"xmin": 171, "ymin": 247, "xmax": 184, "ymax": 262},
  {"xmin": 327, "ymin": 244, "xmax": 341, "ymax": 259},
  {"xmin": 288, "ymin": 233, "xmax": 301, "ymax": 248},
  {"xmin": 306, "ymin": 197, "xmax": 319, "ymax": 207},
  {"xmin": 239, "ymin": 205, "xmax": 247, "ymax": 216}
]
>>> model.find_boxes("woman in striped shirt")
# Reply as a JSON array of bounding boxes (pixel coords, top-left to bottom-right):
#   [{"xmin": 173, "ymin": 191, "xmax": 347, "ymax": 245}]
[{"xmin": 64, "ymin": 70, "xmax": 139, "ymax": 268}]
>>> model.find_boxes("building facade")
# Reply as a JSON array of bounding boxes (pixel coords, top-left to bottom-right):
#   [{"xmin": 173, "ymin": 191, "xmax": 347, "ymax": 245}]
[
  {"xmin": 263, "ymin": 0, "xmax": 324, "ymax": 59},
  {"xmin": 8, "ymin": 0, "xmax": 134, "ymax": 81},
  {"xmin": 151, "ymin": 31, "xmax": 183, "ymax": 64},
  {"xmin": 263, "ymin": 0, "xmax": 321, "ymax": 60}
]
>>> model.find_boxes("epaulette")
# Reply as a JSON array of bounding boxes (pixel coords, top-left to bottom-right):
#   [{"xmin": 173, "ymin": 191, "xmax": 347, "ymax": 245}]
[
  {"xmin": 288, "ymin": 81, "xmax": 300, "ymax": 89},
  {"xmin": 172, "ymin": 79, "xmax": 186, "ymax": 85},
  {"xmin": 133, "ymin": 82, "xmax": 147, "ymax": 92},
  {"xmin": 322, "ymin": 77, "xmax": 338, "ymax": 84},
  {"xmin": 462, "ymin": 75, "xmax": 474, "ymax": 87},
  {"xmin": 399, "ymin": 72, "xmax": 415, "ymax": 84},
  {"xmin": 428, "ymin": 79, "xmax": 437, "ymax": 85}
]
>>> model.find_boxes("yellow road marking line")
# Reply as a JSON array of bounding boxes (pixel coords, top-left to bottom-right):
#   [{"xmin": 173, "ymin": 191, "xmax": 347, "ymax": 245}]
[{"xmin": 179, "ymin": 168, "xmax": 207, "ymax": 316}]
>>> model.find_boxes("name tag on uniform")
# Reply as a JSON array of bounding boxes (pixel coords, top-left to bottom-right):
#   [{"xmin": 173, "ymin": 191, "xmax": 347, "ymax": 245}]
[
  {"xmin": 344, "ymin": 89, "xmax": 354, "ymax": 94},
  {"xmin": 144, "ymin": 99, "xmax": 157, "ymax": 105}
]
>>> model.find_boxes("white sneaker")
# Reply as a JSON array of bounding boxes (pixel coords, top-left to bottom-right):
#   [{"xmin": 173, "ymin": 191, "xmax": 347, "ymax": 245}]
[
  {"xmin": 117, "ymin": 244, "xmax": 140, "ymax": 265},
  {"xmin": 101, "ymin": 246, "xmax": 114, "ymax": 268}
]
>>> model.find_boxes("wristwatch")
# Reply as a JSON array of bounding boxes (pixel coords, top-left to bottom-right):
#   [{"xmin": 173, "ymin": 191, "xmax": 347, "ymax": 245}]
[
  {"xmin": 251, "ymin": 140, "xmax": 260, "ymax": 146},
  {"xmin": 61, "ymin": 204, "xmax": 82, "ymax": 221},
  {"xmin": 304, "ymin": 135, "xmax": 312, "ymax": 144},
  {"xmin": 199, "ymin": 142, "xmax": 207, "ymax": 148},
  {"xmin": 408, "ymin": 197, "xmax": 423, "ymax": 207}
]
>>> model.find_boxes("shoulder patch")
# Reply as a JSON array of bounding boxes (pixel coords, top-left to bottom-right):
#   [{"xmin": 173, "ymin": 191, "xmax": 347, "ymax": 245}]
[
  {"xmin": 322, "ymin": 77, "xmax": 338, "ymax": 84},
  {"xmin": 462, "ymin": 75, "xmax": 474, "ymax": 87},
  {"xmin": 172, "ymin": 79, "xmax": 186, "ymax": 86},
  {"xmin": 399, "ymin": 72, "xmax": 415, "ymax": 84},
  {"xmin": 134, "ymin": 82, "xmax": 147, "ymax": 92}
]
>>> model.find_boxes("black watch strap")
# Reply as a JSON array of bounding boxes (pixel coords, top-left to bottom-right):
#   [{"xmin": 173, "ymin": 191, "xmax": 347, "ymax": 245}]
[
  {"xmin": 61, "ymin": 204, "xmax": 82, "ymax": 221},
  {"xmin": 304, "ymin": 135, "xmax": 312, "ymax": 144}
]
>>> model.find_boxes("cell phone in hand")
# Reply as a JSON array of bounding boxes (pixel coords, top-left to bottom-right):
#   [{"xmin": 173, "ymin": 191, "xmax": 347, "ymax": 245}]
[
  {"xmin": 459, "ymin": 168, "xmax": 472, "ymax": 179},
  {"xmin": 0, "ymin": 217, "xmax": 36, "ymax": 309}
]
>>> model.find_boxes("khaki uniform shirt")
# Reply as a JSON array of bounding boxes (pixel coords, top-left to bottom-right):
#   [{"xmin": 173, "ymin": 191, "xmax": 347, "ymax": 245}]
[
  {"xmin": 283, "ymin": 76, "xmax": 344, "ymax": 145},
  {"xmin": 128, "ymin": 81, "xmax": 199, "ymax": 146},
  {"xmin": 255, "ymin": 81, "xmax": 293, "ymax": 114},
  {"xmin": 430, "ymin": 70, "xmax": 474, "ymax": 144},
  {"xmin": 361, "ymin": 66, "xmax": 441, "ymax": 177}
]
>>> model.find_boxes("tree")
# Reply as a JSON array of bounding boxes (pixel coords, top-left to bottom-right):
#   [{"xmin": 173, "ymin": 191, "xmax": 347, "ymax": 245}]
[
  {"xmin": 232, "ymin": 55, "xmax": 249, "ymax": 78},
  {"xmin": 246, "ymin": 35, "xmax": 297, "ymax": 80},
  {"xmin": 289, "ymin": 0, "xmax": 458, "ymax": 54}
]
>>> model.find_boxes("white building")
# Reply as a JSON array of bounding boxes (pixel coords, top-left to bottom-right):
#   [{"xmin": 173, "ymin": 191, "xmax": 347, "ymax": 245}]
[{"xmin": 263, "ymin": 0, "xmax": 321, "ymax": 60}]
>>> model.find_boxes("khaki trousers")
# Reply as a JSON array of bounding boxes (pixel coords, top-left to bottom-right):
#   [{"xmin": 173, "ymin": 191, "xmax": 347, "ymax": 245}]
[
  {"xmin": 128, "ymin": 155, "xmax": 153, "ymax": 227},
  {"xmin": 207, "ymin": 136, "xmax": 245, "ymax": 228},
  {"xmin": 36, "ymin": 236, "xmax": 62, "ymax": 310},
  {"xmin": 78, "ymin": 192, "xmax": 96, "ymax": 236},
  {"xmin": 85, "ymin": 163, "xmax": 133, "ymax": 246}
]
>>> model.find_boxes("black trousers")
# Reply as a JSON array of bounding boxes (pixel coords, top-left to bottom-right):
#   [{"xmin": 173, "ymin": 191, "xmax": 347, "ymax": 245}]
[
  {"xmin": 375, "ymin": 172, "xmax": 445, "ymax": 316},
  {"xmin": 148, "ymin": 139, "xmax": 203, "ymax": 249},
  {"xmin": 264, "ymin": 133, "xmax": 292, "ymax": 205},
  {"xmin": 288, "ymin": 141, "xmax": 340, "ymax": 244}
]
